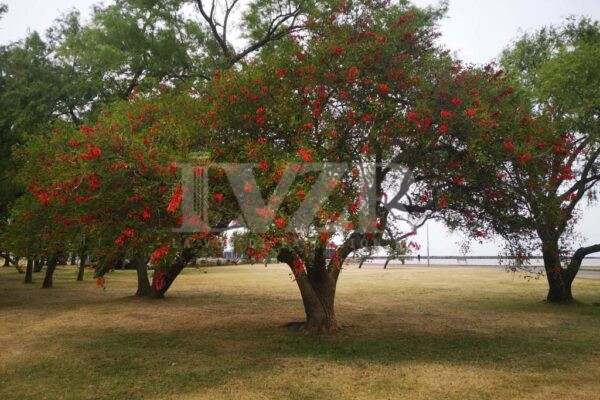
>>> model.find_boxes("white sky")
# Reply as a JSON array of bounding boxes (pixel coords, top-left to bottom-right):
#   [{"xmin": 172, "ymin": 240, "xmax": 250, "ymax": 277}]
[{"xmin": 1, "ymin": 0, "xmax": 599, "ymax": 255}]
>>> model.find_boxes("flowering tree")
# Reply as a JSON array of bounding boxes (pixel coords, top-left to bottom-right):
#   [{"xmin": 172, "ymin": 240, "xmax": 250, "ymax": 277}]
[
  {"xmin": 10, "ymin": 92, "xmax": 220, "ymax": 294},
  {"xmin": 425, "ymin": 19, "xmax": 600, "ymax": 302},
  {"xmin": 193, "ymin": 0, "xmax": 510, "ymax": 331}
]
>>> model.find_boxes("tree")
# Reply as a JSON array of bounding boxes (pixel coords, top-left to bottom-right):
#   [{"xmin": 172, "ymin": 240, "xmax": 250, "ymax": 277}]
[
  {"xmin": 427, "ymin": 18, "xmax": 600, "ymax": 302},
  {"xmin": 2, "ymin": 0, "xmax": 314, "ymax": 290},
  {"xmin": 194, "ymin": 0, "xmax": 509, "ymax": 331}
]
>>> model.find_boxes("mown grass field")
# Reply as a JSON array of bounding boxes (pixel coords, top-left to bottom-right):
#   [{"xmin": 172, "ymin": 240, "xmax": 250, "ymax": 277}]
[{"xmin": 1, "ymin": 263, "xmax": 599, "ymax": 400}]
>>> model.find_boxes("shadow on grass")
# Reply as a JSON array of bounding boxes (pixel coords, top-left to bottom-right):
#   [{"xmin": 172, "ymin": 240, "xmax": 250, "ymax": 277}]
[{"xmin": 1, "ymin": 318, "xmax": 599, "ymax": 400}]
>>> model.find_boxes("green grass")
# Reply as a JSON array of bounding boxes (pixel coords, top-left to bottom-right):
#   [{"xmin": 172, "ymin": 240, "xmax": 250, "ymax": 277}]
[{"xmin": 0, "ymin": 264, "xmax": 599, "ymax": 399}]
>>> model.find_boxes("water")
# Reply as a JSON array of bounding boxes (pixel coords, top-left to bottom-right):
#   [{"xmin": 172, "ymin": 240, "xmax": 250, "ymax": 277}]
[{"xmin": 353, "ymin": 257, "xmax": 600, "ymax": 268}]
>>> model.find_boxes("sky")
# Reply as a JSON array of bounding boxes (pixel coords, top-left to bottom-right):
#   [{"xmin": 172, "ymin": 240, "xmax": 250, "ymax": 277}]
[{"xmin": 1, "ymin": 0, "xmax": 599, "ymax": 255}]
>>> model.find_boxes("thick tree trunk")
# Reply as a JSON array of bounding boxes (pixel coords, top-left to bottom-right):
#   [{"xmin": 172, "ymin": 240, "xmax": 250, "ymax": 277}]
[
  {"xmin": 24, "ymin": 258, "xmax": 34, "ymax": 284},
  {"xmin": 278, "ymin": 249, "xmax": 340, "ymax": 333},
  {"xmin": 296, "ymin": 273, "xmax": 339, "ymax": 332},
  {"xmin": 77, "ymin": 248, "xmax": 87, "ymax": 282},
  {"xmin": 543, "ymin": 243, "xmax": 600, "ymax": 302},
  {"xmin": 542, "ymin": 240, "xmax": 573, "ymax": 302},
  {"xmin": 133, "ymin": 254, "xmax": 152, "ymax": 297},
  {"xmin": 33, "ymin": 259, "xmax": 44, "ymax": 273},
  {"xmin": 42, "ymin": 255, "xmax": 59, "ymax": 289}
]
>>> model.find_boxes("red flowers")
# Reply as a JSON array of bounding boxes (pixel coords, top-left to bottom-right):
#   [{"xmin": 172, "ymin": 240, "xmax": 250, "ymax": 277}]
[
  {"xmin": 378, "ymin": 83, "xmax": 390, "ymax": 94},
  {"xmin": 86, "ymin": 173, "xmax": 101, "ymax": 190},
  {"xmin": 362, "ymin": 114, "xmax": 374, "ymax": 122},
  {"xmin": 331, "ymin": 45, "xmax": 344, "ymax": 56},
  {"xmin": 440, "ymin": 110, "xmax": 453, "ymax": 119},
  {"xmin": 274, "ymin": 218, "xmax": 287, "ymax": 229},
  {"xmin": 466, "ymin": 108, "xmax": 477, "ymax": 117},
  {"xmin": 115, "ymin": 228, "xmax": 134, "ymax": 246},
  {"xmin": 68, "ymin": 139, "xmax": 82, "ymax": 147},
  {"xmin": 167, "ymin": 185, "xmax": 183, "ymax": 213},
  {"xmin": 275, "ymin": 69, "xmax": 286, "ymax": 77},
  {"xmin": 153, "ymin": 268, "xmax": 165, "ymax": 290},
  {"xmin": 80, "ymin": 144, "xmax": 102, "ymax": 161},
  {"xmin": 298, "ymin": 149, "xmax": 313, "ymax": 162},
  {"xmin": 439, "ymin": 124, "xmax": 449, "ymax": 133},
  {"xmin": 142, "ymin": 205, "xmax": 152, "ymax": 220},
  {"xmin": 347, "ymin": 66, "xmax": 359, "ymax": 82},
  {"xmin": 96, "ymin": 277, "xmax": 105, "ymax": 288},
  {"xmin": 407, "ymin": 111, "xmax": 418, "ymax": 121},
  {"xmin": 451, "ymin": 97, "xmax": 462, "ymax": 106},
  {"xmin": 361, "ymin": 143, "xmax": 370, "ymax": 153},
  {"xmin": 503, "ymin": 140, "xmax": 515, "ymax": 152},
  {"xmin": 438, "ymin": 196, "xmax": 449, "ymax": 208},
  {"xmin": 256, "ymin": 107, "xmax": 266, "ymax": 125},
  {"xmin": 259, "ymin": 161, "xmax": 268, "ymax": 171},
  {"xmin": 302, "ymin": 122, "xmax": 314, "ymax": 131},
  {"xmin": 292, "ymin": 257, "xmax": 306, "ymax": 277},
  {"xmin": 151, "ymin": 246, "xmax": 169, "ymax": 264},
  {"xmin": 80, "ymin": 125, "xmax": 95, "ymax": 135},
  {"xmin": 214, "ymin": 193, "xmax": 224, "ymax": 202},
  {"xmin": 517, "ymin": 153, "xmax": 533, "ymax": 163}
]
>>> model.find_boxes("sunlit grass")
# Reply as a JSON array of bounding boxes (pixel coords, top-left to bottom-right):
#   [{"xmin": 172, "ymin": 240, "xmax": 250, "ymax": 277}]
[{"xmin": 0, "ymin": 264, "xmax": 599, "ymax": 399}]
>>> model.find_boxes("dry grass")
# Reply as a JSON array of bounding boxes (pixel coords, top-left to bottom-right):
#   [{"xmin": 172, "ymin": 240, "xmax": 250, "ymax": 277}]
[{"xmin": 0, "ymin": 263, "xmax": 599, "ymax": 400}]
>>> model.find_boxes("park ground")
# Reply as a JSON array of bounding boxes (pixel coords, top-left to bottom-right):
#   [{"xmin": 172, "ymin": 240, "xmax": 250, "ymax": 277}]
[{"xmin": 1, "ymin": 263, "xmax": 599, "ymax": 400}]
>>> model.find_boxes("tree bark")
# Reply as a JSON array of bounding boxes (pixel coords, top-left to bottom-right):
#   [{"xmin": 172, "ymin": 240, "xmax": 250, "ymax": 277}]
[
  {"xmin": 278, "ymin": 249, "xmax": 340, "ymax": 333},
  {"xmin": 149, "ymin": 249, "xmax": 194, "ymax": 299},
  {"xmin": 77, "ymin": 248, "xmax": 87, "ymax": 282},
  {"xmin": 42, "ymin": 255, "xmax": 60, "ymax": 288},
  {"xmin": 2, "ymin": 252, "xmax": 10, "ymax": 267},
  {"xmin": 33, "ymin": 259, "xmax": 44, "ymax": 272},
  {"xmin": 358, "ymin": 256, "xmax": 368, "ymax": 269},
  {"xmin": 383, "ymin": 257, "xmax": 392, "ymax": 269},
  {"xmin": 543, "ymin": 243, "xmax": 600, "ymax": 302},
  {"xmin": 24, "ymin": 258, "xmax": 34, "ymax": 284},
  {"xmin": 542, "ymin": 239, "xmax": 572, "ymax": 302},
  {"xmin": 133, "ymin": 253, "xmax": 152, "ymax": 297}
]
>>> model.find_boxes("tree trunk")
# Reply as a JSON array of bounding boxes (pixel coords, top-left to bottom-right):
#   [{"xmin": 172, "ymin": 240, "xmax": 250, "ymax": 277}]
[
  {"xmin": 24, "ymin": 258, "xmax": 34, "ymax": 284},
  {"xmin": 149, "ymin": 249, "xmax": 194, "ymax": 299},
  {"xmin": 358, "ymin": 256, "xmax": 368, "ymax": 269},
  {"xmin": 542, "ymin": 240, "xmax": 571, "ymax": 302},
  {"xmin": 544, "ymin": 243, "xmax": 600, "ymax": 302},
  {"xmin": 278, "ymin": 249, "xmax": 340, "ymax": 333},
  {"xmin": 33, "ymin": 259, "xmax": 44, "ymax": 272},
  {"xmin": 3, "ymin": 252, "xmax": 10, "ymax": 267},
  {"xmin": 114, "ymin": 256, "xmax": 125, "ymax": 270},
  {"xmin": 133, "ymin": 253, "xmax": 152, "ymax": 297},
  {"xmin": 77, "ymin": 249, "xmax": 87, "ymax": 281},
  {"xmin": 383, "ymin": 257, "xmax": 392, "ymax": 269},
  {"xmin": 42, "ymin": 255, "xmax": 60, "ymax": 289}
]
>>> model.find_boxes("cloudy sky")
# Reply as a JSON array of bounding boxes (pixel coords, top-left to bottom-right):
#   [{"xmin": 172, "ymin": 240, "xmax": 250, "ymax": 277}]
[{"xmin": 1, "ymin": 0, "xmax": 599, "ymax": 255}]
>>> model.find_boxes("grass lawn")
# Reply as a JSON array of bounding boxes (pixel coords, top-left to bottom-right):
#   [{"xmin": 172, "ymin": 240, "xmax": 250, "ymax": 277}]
[{"xmin": 0, "ymin": 263, "xmax": 599, "ymax": 400}]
